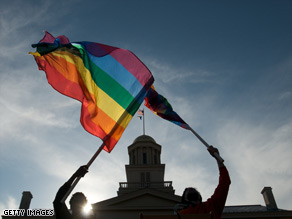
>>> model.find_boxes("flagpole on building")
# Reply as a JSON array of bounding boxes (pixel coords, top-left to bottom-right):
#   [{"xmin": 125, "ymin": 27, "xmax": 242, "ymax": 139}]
[
  {"xmin": 138, "ymin": 109, "xmax": 145, "ymax": 135},
  {"xmin": 143, "ymin": 108, "xmax": 145, "ymax": 135}
]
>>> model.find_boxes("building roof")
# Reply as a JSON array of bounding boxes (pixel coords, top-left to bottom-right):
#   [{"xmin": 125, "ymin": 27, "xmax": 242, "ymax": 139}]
[
  {"xmin": 92, "ymin": 187, "xmax": 181, "ymax": 211},
  {"xmin": 133, "ymin": 135, "xmax": 156, "ymax": 144},
  {"xmin": 223, "ymin": 205, "xmax": 289, "ymax": 213}
]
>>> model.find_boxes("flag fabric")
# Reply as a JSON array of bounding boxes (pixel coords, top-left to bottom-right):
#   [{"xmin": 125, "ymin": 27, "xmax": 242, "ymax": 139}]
[
  {"xmin": 30, "ymin": 31, "xmax": 154, "ymax": 152},
  {"xmin": 145, "ymin": 85, "xmax": 190, "ymax": 130},
  {"xmin": 137, "ymin": 109, "xmax": 144, "ymax": 115},
  {"xmin": 137, "ymin": 109, "xmax": 144, "ymax": 120}
]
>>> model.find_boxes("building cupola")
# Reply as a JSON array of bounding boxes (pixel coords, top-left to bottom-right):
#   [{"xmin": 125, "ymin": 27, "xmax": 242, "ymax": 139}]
[
  {"xmin": 118, "ymin": 135, "xmax": 174, "ymax": 195},
  {"xmin": 129, "ymin": 135, "xmax": 161, "ymax": 165}
]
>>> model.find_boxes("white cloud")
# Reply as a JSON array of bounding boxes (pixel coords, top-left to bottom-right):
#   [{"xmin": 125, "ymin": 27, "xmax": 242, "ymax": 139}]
[
  {"xmin": 278, "ymin": 91, "xmax": 291, "ymax": 101},
  {"xmin": 216, "ymin": 118, "xmax": 292, "ymax": 208},
  {"xmin": 0, "ymin": 196, "xmax": 18, "ymax": 215},
  {"xmin": 145, "ymin": 57, "xmax": 215, "ymax": 84}
]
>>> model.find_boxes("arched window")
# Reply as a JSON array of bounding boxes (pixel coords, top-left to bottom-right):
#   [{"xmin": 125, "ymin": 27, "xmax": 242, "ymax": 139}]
[{"xmin": 143, "ymin": 152, "xmax": 147, "ymax": 164}]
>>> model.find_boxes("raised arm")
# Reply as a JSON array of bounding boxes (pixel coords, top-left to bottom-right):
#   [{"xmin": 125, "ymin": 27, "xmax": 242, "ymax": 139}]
[
  {"xmin": 206, "ymin": 146, "xmax": 231, "ymax": 218},
  {"xmin": 53, "ymin": 165, "xmax": 88, "ymax": 219}
]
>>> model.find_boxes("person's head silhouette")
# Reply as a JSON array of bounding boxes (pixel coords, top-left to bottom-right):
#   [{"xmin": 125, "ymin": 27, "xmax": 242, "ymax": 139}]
[
  {"xmin": 181, "ymin": 187, "xmax": 202, "ymax": 207},
  {"xmin": 69, "ymin": 192, "xmax": 87, "ymax": 216}
]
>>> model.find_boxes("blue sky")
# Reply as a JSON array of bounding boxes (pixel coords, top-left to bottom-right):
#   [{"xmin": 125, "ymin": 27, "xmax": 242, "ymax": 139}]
[{"xmin": 0, "ymin": 0, "xmax": 291, "ymax": 213}]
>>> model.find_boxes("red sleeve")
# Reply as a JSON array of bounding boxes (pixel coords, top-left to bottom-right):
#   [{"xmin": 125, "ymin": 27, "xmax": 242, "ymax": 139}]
[{"xmin": 205, "ymin": 166, "xmax": 231, "ymax": 218}]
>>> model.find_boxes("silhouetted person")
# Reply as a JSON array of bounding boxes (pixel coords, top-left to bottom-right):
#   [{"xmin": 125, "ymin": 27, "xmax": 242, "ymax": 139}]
[
  {"xmin": 53, "ymin": 165, "xmax": 88, "ymax": 219},
  {"xmin": 179, "ymin": 146, "xmax": 231, "ymax": 219}
]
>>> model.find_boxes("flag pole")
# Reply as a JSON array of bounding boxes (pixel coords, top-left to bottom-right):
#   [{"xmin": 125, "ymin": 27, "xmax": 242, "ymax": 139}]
[
  {"xmin": 188, "ymin": 126, "xmax": 224, "ymax": 163},
  {"xmin": 143, "ymin": 108, "xmax": 145, "ymax": 135},
  {"xmin": 61, "ymin": 142, "xmax": 105, "ymax": 203},
  {"xmin": 86, "ymin": 142, "xmax": 105, "ymax": 167}
]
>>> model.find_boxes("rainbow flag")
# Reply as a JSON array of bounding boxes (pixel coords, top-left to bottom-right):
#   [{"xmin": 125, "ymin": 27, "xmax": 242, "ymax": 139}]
[
  {"xmin": 145, "ymin": 86, "xmax": 190, "ymax": 130},
  {"xmin": 30, "ymin": 31, "xmax": 154, "ymax": 152}
]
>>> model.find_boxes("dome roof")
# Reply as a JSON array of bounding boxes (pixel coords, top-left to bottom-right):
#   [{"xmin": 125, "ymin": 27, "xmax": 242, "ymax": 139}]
[{"xmin": 133, "ymin": 135, "xmax": 156, "ymax": 144}]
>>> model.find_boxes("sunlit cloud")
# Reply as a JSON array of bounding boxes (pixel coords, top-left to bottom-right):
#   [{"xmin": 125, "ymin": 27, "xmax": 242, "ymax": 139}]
[
  {"xmin": 0, "ymin": 196, "xmax": 18, "ymax": 214},
  {"xmin": 278, "ymin": 91, "xmax": 291, "ymax": 101},
  {"xmin": 216, "ymin": 118, "xmax": 292, "ymax": 207},
  {"xmin": 145, "ymin": 58, "xmax": 216, "ymax": 84}
]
